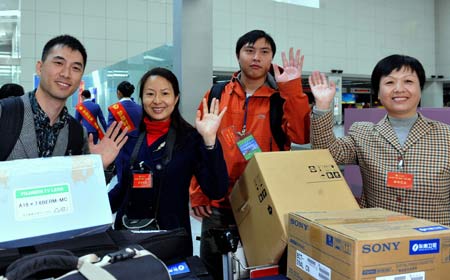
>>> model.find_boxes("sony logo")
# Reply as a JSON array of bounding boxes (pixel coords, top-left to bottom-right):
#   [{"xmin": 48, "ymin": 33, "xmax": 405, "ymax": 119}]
[
  {"xmin": 289, "ymin": 218, "xmax": 309, "ymax": 231},
  {"xmin": 362, "ymin": 242, "xmax": 400, "ymax": 253}
]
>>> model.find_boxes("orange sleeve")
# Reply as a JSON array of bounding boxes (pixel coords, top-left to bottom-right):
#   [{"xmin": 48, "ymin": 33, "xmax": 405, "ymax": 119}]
[
  {"xmin": 277, "ymin": 78, "xmax": 311, "ymax": 145},
  {"xmin": 189, "ymin": 176, "xmax": 211, "ymax": 208}
]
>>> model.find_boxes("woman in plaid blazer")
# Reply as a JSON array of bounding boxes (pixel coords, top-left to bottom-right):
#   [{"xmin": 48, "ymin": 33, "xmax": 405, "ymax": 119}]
[{"xmin": 309, "ymin": 54, "xmax": 450, "ymax": 226}]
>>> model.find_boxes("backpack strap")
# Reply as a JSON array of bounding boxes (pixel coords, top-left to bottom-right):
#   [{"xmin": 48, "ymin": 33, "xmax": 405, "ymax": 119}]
[
  {"xmin": 66, "ymin": 115, "xmax": 84, "ymax": 156},
  {"xmin": 0, "ymin": 98, "xmax": 84, "ymax": 159},
  {"xmin": 207, "ymin": 82, "xmax": 228, "ymax": 109},
  {"xmin": 269, "ymin": 93, "xmax": 287, "ymax": 151},
  {"xmin": 0, "ymin": 97, "xmax": 24, "ymax": 161}
]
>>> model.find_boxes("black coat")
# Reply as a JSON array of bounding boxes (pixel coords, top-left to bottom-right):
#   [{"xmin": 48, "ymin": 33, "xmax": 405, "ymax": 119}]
[{"xmin": 108, "ymin": 127, "xmax": 228, "ymax": 253}]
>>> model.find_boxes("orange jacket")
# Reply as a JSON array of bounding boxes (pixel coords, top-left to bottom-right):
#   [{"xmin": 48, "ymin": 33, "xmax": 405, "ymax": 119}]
[{"xmin": 189, "ymin": 71, "xmax": 311, "ymax": 209}]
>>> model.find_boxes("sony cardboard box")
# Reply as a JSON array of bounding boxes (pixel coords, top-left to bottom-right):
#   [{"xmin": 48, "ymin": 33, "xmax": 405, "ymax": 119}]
[
  {"xmin": 287, "ymin": 208, "xmax": 450, "ymax": 280},
  {"xmin": 0, "ymin": 154, "xmax": 112, "ymax": 248},
  {"xmin": 229, "ymin": 149, "xmax": 360, "ymax": 267}
]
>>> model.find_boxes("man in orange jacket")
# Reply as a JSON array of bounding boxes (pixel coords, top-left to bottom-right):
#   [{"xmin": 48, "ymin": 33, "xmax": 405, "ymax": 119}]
[{"xmin": 189, "ymin": 30, "xmax": 310, "ymax": 278}]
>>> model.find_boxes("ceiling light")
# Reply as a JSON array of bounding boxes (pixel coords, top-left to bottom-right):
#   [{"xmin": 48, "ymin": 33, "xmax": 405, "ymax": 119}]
[
  {"xmin": 272, "ymin": 0, "xmax": 320, "ymax": 8},
  {"xmin": 143, "ymin": 55, "xmax": 164, "ymax": 62}
]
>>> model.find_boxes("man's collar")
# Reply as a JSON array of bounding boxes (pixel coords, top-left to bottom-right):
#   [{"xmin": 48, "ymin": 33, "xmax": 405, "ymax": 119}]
[{"xmin": 235, "ymin": 71, "xmax": 278, "ymax": 90}]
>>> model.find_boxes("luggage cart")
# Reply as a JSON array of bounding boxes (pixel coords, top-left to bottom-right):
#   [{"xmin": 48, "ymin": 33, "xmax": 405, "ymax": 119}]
[{"xmin": 211, "ymin": 228, "xmax": 280, "ymax": 280}]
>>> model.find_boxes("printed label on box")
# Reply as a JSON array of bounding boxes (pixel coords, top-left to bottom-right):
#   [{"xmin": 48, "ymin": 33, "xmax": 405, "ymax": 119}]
[
  {"xmin": 14, "ymin": 184, "xmax": 73, "ymax": 221},
  {"xmin": 415, "ymin": 225, "xmax": 448, "ymax": 232},
  {"xmin": 307, "ymin": 164, "xmax": 342, "ymax": 181},
  {"xmin": 409, "ymin": 239, "xmax": 440, "ymax": 255},
  {"xmin": 376, "ymin": 271, "xmax": 424, "ymax": 280},
  {"xmin": 296, "ymin": 249, "xmax": 331, "ymax": 280},
  {"xmin": 326, "ymin": 234, "xmax": 352, "ymax": 255}
]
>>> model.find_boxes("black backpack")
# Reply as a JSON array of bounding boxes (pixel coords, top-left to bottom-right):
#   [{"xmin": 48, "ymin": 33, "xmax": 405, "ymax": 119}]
[
  {"xmin": 0, "ymin": 97, "xmax": 84, "ymax": 161},
  {"xmin": 208, "ymin": 82, "xmax": 287, "ymax": 151}
]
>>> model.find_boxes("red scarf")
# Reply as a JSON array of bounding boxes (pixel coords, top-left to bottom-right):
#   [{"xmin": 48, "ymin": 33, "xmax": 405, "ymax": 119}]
[{"xmin": 143, "ymin": 117, "xmax": 171, "ymax": 147}]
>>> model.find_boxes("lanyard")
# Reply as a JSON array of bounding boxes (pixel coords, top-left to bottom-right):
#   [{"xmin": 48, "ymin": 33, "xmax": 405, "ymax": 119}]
[{"xmin": 240, "ymin": 97, "xmax": 250, "ymax": 136}]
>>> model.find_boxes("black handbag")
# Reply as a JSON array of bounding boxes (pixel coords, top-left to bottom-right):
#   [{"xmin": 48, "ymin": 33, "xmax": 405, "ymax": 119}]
[{"xmin": 121, "ymin": 216, "xmax": 160, "ymax": 231}]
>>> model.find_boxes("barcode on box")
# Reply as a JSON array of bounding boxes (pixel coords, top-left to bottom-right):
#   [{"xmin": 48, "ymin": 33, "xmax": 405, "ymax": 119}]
[
  {"xmin": 376, "ymin": 271, "xmax": 424, "ymax": 280},
  {"xmin": 295, "ymin": 250, "xmax": 331, "ymax": 280}
]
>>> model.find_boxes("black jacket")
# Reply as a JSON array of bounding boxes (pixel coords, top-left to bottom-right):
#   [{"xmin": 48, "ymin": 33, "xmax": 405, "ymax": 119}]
[{"xmin": 108, "ymin": 127, "xmax": 228, "ymax": 253}]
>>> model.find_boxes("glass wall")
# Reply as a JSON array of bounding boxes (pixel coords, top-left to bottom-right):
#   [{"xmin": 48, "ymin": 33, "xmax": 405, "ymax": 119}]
[
  {"xmin": 0, "ymin": 0, "xmax": 21, "ymax": 86},
  {"xmin": 67, "ymin": 44, "xmax": 173, "ymax": 116}
]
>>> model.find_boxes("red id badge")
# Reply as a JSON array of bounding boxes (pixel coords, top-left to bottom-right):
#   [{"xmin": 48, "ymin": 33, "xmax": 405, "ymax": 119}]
[
  {"xmin": 133, "ymin": 172, "xmax": 153, "ymax": 189},
  {"xmin": 386, "ymin": 172, "xmax": 413, "ymax": 189}
]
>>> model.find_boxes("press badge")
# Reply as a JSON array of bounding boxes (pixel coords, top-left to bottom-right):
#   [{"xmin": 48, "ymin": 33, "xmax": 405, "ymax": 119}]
[
  {"xmin": 132, "ymin": 171, "xmax": 153, "ymax": 189},
  {"xmin": 386, "ymin": 156, "xmax": 413, "ymax": 189},
  {"xmin": 220, "ymin": 125, "xmax": 261, "ymax": 160},
  {"xmin": 237, "ymin": 134, "xmax": 262, "ymax": 160},
  {"xmin": 386, "ymin": 172, "xmax": 413, "ymax": 189}
]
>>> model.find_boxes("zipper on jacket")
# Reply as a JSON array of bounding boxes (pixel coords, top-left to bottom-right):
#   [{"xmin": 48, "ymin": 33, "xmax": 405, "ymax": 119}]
[{"xmin": 240, "ymin": 97, "xmax": 250, "ymax": 136}]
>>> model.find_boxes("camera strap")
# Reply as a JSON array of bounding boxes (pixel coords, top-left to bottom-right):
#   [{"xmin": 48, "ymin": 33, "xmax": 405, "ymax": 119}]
[{"xmin": 127, "ymin": 127, "xmax": 176, "ymax": 222}]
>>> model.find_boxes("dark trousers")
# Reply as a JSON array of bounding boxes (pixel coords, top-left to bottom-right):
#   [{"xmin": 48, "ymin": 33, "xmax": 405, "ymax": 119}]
[{"xmin": 200, "ymin": 207, "xmax": 236, "ymax": 280}]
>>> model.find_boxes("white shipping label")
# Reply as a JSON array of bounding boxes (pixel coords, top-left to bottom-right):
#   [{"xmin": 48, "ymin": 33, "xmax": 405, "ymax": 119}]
[
  {"xmin": 376, "ymin": 271, "xmax": 425, "ymax": 280},
  {"xmin": 14, "ymin": 184, "xmax": 73, "ymax": 221},
  {"xmin": 296, "ymin": 249, "xmax": 331, "ymax": 280}
]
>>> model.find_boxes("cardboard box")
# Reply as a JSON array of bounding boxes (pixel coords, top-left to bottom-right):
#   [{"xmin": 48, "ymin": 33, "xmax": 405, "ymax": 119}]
[
  {"xmin": 0, "ymin": 155, "xmax": 112, "ymax": 248},
  {"xmin": 287, "ymin": 208, "xmax": 450, "ymax": 280},
  {"xmin": 230, "ymin": 149, "xmax": 359, "ymax": 267}
]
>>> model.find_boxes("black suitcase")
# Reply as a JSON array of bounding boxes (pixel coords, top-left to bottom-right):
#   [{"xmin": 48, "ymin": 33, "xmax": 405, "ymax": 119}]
[{"xmin": 0, "ymin": 228, "xmax": 192, "ymax": 275}]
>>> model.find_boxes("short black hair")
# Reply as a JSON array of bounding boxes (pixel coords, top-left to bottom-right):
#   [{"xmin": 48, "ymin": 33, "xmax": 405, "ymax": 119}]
[
  {"xmin": 41, "ymin": 35, "xmax": 87, "ymax": 69},
  {"xmin": 117, "ymin": 81, "xmax": 135, "ymax": 97},
  {"xmin": 371, "ymin": 54, "xmax": 426, "ymax": 95},
  {"xmin": 235, "ymin": 30, "xmax": 276, "ymax": 58},
  {"xmin": 81, "ymin": 89, "xmax": 91, "ymax": 98}
]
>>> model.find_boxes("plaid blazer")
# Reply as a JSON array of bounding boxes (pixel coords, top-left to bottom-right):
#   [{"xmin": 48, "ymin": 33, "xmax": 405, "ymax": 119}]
[{"xmin": 311, "ymin": 111, "xmax": 450, "ymax": 225}]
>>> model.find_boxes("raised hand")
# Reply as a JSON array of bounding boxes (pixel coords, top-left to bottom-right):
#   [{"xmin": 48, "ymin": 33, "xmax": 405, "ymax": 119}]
[
  {"xmin": 308, "ymin": 71, "xmax": 336, "ymax": 110},
  {"xmin": 89, "ymin": 121, "xmax": 128, "ymax": 168},
  {"xmin": 195, "ymin": 98, "xmax": 227, "ymax": 146},
  {"xmin": 273, "ymin": 48, "xmax": 304, "ymax": 83}
]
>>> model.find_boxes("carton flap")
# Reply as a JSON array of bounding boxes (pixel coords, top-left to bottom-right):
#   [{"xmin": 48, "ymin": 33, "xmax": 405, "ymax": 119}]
[
  {"xmin": 291, "ymin": 208, "xmax": 450, "ymax": 240},
  {"xmin": 230, "ymin": 177, "xmax": 250, "ymax": 226},
  {"xmin": 230, "ymin": 150, "xmax": 361, "ymax": 267}
]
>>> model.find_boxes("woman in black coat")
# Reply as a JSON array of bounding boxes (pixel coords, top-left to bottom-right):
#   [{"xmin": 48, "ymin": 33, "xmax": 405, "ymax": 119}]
[{"xmin": 109, "ymin": 67, "xmax": 228, "ymax": 254}]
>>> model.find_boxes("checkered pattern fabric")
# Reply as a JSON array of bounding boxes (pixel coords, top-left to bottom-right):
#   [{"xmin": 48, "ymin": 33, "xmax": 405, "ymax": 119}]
[{"xmin": 311, "ymin": 111, "xmax": 450, "ymax": 226}]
